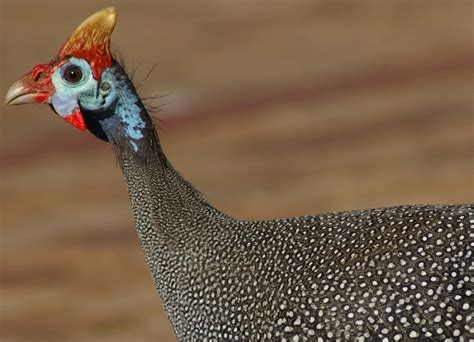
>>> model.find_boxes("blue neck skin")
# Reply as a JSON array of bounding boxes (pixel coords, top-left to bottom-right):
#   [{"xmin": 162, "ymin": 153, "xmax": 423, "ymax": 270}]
[{"xmin": 80, "ymin": 62, "xmax": 150, "ymax": 153}]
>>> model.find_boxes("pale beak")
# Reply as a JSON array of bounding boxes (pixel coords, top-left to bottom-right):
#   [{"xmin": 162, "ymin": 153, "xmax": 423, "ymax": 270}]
[
  {"xmin": 5, "ymin": 64, "xmax": 86, "ymax": 131},
  {"xmin": 5, "ymin": 72, "xmax": 52, "ymax": 106}
]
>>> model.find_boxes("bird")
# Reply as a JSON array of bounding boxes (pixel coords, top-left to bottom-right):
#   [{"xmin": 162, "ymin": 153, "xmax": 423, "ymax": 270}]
[{"xmin": 5, "ymin": 7, "xmax": 473, "ymax": 341}]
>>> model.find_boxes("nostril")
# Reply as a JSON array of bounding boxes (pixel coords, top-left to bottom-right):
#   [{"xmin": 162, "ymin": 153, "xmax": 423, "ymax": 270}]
[
  {"xmin": 30, "ymin": 64, "xmax": 48, "ymax": 83},
  {"xmin": 34, "ymin": 71, "xmax": 46, "ymax": 82}
]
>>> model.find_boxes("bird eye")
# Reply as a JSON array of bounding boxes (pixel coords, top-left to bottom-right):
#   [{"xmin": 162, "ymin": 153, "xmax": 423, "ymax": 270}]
[{"xmin": 62, "ymin": 65, "xmax": 83, "ymax": 84}]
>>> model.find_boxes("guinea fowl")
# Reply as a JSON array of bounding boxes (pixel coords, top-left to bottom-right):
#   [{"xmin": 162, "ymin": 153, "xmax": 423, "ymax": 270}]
[{"xmin": 5, "ymin": 7, "xmax": 473, "ymax": 341}]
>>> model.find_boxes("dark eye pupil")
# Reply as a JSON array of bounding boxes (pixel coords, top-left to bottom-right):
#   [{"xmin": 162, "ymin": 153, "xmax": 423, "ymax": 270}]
[{"xmin": 63, "ymin": 66, "xmax": 83, "ymax": 84}]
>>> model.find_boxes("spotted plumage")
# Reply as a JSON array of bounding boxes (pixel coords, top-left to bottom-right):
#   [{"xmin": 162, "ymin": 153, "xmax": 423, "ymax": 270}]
[
  {"xmin": 118, "ymin": 121, "xmax": 473, "ymax": 340},
  {"xmin": 6, "ymin": 7, "xmax": 473, "ymax": 341}
]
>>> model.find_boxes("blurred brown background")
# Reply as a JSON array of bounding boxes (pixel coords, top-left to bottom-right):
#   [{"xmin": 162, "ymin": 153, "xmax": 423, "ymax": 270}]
[{"xmin": 1, "ymin": 1, "xmax": 473, "ymax": 341}]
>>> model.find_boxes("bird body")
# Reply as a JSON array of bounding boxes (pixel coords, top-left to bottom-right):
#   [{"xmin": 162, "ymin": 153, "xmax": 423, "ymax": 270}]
[
  {"xmin": 5, "ymin": 8, "xmax": 474, "ymax": 341},
  {"xmin": 123, "ymin": 135, "xmax": 473, "ymax": 340}
]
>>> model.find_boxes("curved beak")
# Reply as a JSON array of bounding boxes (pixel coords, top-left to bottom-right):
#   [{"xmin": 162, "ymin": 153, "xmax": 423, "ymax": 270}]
[
  {"xmin": 5, "ymin": 79, "xmax": 48, "ymax": 105},
  {"xmin": 5, "ymin": 67, "xmax": 53, "ymax": 106},
  {"xmin": 5, "ymin": 63, "xmax": 87, "ymax": 131}
]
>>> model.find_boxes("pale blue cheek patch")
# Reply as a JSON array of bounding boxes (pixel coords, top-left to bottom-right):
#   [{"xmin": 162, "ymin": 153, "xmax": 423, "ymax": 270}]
[
  {"xmin": 51, "ymin": 58, "xmax": 97, "ymax": 118},
  {"xmin": 51, "ymin": 93, "xmax": 78, "ymax": 118}
]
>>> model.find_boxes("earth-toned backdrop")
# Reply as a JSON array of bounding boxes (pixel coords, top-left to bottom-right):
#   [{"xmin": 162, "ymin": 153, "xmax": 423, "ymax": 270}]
[{"xmin": 1, "ymin": 1, "xmax": 473, "ymax": 341}]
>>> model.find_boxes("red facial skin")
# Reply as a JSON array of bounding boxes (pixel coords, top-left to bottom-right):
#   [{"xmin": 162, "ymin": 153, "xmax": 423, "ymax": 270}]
[
  {"xmin": 14, "ymin": 59, "xmax": 86, "ymax": 131},
  {"xmin": 16, "ymin": 62, "xmax": 57, "ymax": 103},
  {"xmin": 6, "ymin": 7, "xmax": 115, "ymax": 132},
  {"xmin": 59, "ymin": 43, "xmax": 111, "ymax": 80},
  {"xmin": 63, "ymin": 110, "xmax": 87, "ymax": 131},
  {"xmin": 12, "ymin": 50, "xmax": 110, "ymax": 132}
]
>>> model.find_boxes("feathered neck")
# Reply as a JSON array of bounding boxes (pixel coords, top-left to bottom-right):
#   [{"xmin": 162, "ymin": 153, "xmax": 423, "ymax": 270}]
[{"xmin": 108, "ymin": 63, "xmax": 219, "ymax": 222}]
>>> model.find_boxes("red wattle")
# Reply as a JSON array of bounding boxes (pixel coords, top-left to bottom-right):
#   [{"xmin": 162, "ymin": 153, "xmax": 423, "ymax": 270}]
[
  {"xmin": 34, "ymin": 93, "xmax": 50, "ymax": 103},
  {"xmin": 63, "ymin": 110, "xmax": 87, "ymax": 131}
]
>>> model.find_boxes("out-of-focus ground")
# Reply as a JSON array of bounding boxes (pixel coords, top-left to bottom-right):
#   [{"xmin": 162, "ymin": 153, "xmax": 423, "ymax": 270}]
[{"xmin": 1, "ymin": 1, "xmax": 473, "ymax": 341}]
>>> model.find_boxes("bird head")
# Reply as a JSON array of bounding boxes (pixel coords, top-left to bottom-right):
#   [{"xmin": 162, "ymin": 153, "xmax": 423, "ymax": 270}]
[{"xmin": 5, "ymin": 7, "xmax": 147, "ymax": 151}]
